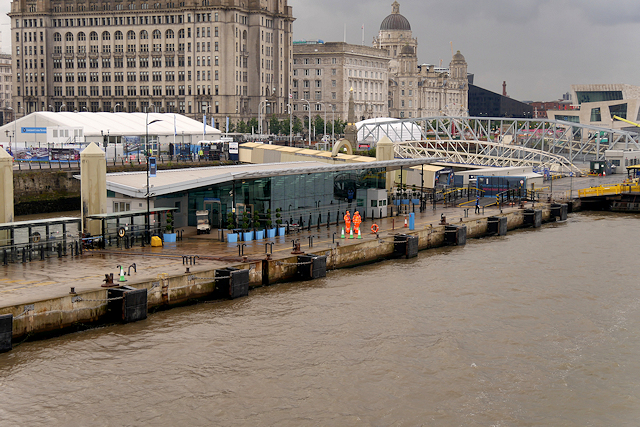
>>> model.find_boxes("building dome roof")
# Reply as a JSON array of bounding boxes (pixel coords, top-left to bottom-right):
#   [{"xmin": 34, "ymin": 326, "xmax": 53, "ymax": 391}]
[
  {"xmin": 452, "ymin": 50, "xmax": 466, "ymax": 62},
  {"xmin": 380, "ymin": 1, "xmax": 411, "ymax": 31},
  {"xmin": 401, "ymin": 44, "xmax": 414, "ymax": 55}
]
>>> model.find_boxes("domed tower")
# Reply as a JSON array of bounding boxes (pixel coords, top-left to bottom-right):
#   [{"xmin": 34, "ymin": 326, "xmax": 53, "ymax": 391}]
[
  {"xmin": 449, "ymin": 50, "xmax": 468, "ymax": 80},
  {"xmin": 374, "ymin": 1, "xmax": 417, "ymax": 74}
]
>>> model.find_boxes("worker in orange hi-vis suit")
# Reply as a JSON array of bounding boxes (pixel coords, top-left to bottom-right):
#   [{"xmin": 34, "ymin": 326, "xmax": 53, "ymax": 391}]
[
  {"xmin": 352, "ymin": 211, "xmax": 362, "ymax": 235},
  {"xmin": 344, "ymin": 210, "xmax": 352, "ymax": 234}
]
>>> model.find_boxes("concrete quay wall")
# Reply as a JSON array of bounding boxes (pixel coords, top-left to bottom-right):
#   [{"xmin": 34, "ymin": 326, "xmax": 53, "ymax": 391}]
[{"xmin": 2, "ymin": 206, "xmax": 555, "ymax": 343}]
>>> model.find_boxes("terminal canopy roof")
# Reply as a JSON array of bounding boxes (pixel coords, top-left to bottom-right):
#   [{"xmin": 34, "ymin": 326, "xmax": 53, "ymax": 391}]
[
  {"xmin": 101, "ymin": 158, "xmax": 442, "ymax": 198},
  {"xmin": 0, "ymin": 112, "xmax": 220, "ymax": 138}
]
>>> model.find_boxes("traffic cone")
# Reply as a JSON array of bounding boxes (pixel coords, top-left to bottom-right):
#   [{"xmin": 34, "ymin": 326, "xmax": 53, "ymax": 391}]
[
  {"xmin": 118, "ymin": 265, "xmax": 127, "ymax": 282},
  {"xmin": 349, "ymin": 228, "xmax": 354, "ymax": 239},
  {"xmin": 357, "ymin": 228, "xmax": 362, "ymax": 239},
  {"xmin": 404, "ymin": 217, "xmax": 408, "ymax": 228},
  {"xmin": 341, "ymin": 227, "xmax": 345, "ymax": 239}
]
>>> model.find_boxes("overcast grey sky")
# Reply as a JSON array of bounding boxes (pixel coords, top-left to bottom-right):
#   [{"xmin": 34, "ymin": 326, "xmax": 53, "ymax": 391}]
[{"xmin": 1, "ymin": 0, "xmax": 639, "ymax": 102}]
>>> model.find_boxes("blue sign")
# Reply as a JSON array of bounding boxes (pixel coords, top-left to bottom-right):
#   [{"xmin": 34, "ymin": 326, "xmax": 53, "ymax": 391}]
[
  {"xmin": 149, "ymin": 157, "xmax": 157, "ymax": 177},
  {"xmin": 21, "ymin": 127, "xmax": 47, "ymax": 134}
]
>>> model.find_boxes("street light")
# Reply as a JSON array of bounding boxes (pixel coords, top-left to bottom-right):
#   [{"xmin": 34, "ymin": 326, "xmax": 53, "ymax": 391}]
[
  {"xmin": 258, "ymin": 100, "xmax": 269, "ymax": 135},
  {"xmin": 114, "ymin": 103, "xmax": 121, "ymax": 112},
  {"xmin": 145, "ymin": 107, "xmax": 161, "ymax": 243},
  {"xmin": 288, "ymin": 100, "xmax": 292, "ymax": 146},
  {"xmin": 301, "ymin": 99, "xmax": 311, "ymax": 145},
  {"xmin": 202, "ymin": 104, "xmax": 209, "ymax": 144},
  {"xmin": 331, "ymin": 104, "xmax": 335, "ymax": 144},
  {"xmin": 60, "ymin": 104, "xmax": 67, "ymax": 112},
  {"xmin": 316, "ymin": 101, "xmax": 327, "ymax": 143}
]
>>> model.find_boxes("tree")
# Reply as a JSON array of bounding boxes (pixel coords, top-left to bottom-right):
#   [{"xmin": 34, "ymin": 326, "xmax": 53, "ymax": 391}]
[
  {"xmin": 247, "ymin": 117, "xmax": 258, "ymax": 133},
  {"xmin": 292, "ymin": 116, "xmax": 303, "ymax": 134},
  {"xmin": 236, "ymin": 120, "xmax": 248, "ymax": 134},
  {"xmin": 227, "ymin": 122, "xmax": 236, "ymax": 133},
  {"xmin": 281, "ymin": 117, "xmax": 291, "ymax": 135},
  {"xmin": 314, "ymin": 115, "xmax": 325, "ymax": 140},
  {"xmin": 269, "ymin": 115, "xmax": 281, "ymax": 135},
  {"xmin": 332, "ymin": 118, "xmax": 346, "ymax": 135}
]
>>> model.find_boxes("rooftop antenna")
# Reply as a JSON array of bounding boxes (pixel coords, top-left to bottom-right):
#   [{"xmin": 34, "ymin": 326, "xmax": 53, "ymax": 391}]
[
  {"xmin": 344, "ymin": 23, "xmax": 346, "ymax": 43},
  {"xmin": 362, "ymin": 24, "xmax": 365, "ymax": 46},
  {"xmin": 450, "ymin": 41, "xmax": 453, "ymax": 58}
]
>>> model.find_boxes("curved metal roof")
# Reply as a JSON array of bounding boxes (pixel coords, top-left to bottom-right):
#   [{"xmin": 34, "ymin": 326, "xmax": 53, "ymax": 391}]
[{"xmin": 380, "ymin": 13, "xmax": 411, "ymax": 31}]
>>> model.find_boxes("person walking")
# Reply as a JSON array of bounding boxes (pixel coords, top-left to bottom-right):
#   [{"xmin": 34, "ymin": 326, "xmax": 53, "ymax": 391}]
[{"xmin": 475, "ymin": 195, "xmax": 480, "ymax": 214}]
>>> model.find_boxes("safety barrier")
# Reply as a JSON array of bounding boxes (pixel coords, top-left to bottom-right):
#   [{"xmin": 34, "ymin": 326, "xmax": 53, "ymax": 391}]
[{"xmin": 578, "ymin": 183, "xmax": 640, "ymax": 198}]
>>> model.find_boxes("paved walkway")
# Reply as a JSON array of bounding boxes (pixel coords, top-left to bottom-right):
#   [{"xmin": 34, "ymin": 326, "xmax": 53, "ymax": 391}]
[{"xmin": 0, "ymin": 174, "xmax": 621, "ymax": 308}]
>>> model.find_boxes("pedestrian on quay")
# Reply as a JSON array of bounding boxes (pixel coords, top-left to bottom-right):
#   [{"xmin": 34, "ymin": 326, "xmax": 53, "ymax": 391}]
[{"xmin": 475, "ymin": 195, "xmax": 480, "ymax": 214}]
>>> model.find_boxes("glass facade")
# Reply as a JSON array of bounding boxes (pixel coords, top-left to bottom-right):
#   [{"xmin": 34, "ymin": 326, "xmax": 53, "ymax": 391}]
[
  {"xmin": 575, "ymin": 91, "xmax": 623, "ymax": 104},
  {"xmin": 609, "ymin": 103, "xmax": 627, "ymax": 120},
  {"xmin": 156, "ymin": 168, "xmax": 387, "ymax": 227},
  {"xmin": 590, "ymin": 107, "xmax": 601, "ymax": 122}
]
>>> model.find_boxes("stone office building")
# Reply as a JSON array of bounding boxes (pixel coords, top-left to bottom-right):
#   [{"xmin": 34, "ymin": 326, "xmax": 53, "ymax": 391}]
[
  {"xmin": 9, "ymin": 0, "xmax": 295, "ymax": 129},
  {"xmin": 292, "ymin": 41, "xmax": 390, "ymax": 130},
  {"xmin": 373, "ymin": 1, "xmax": 469, "ymax": 119}
]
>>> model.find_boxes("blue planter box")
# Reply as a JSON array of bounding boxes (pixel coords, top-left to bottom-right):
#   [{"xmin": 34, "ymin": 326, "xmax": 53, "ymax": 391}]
[
  {"xmin": 278, "ymin": 226, "xmax": 286, "ymax": 236},
  {"xmin": 164, "ymin": 233, "xmax": 176, "ymax": 243},
  {"xmin": 255, "ymin": 229, "xmax": 265, "ymax": 240},
  {"xmin": 266, "ymin": 228, "xmax": 276, "ymax": 238},
  {"xmin": 243, "ymin": 231, "xmax": 254, "ymax": 241},
  {"xmin": 412, "ymin": 199, "xmax": 420, "ymax": 205},
  {"xmin": 227, "ymin": 233, "xmax": 238, "ymax": 243},
  {"xmin": 401, "ymin": 199, "xmax": 410, "ymax": 205}
]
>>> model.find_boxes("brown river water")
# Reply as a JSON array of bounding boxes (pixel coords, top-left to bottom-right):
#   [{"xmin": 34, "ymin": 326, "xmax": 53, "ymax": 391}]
[{"xmin": 1, "ymin": 212, "xmax": 640, "ymax": 426}]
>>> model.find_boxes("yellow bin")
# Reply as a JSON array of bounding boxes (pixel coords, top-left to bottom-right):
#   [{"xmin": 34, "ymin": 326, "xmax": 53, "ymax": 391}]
[{"xmin": 151, "ymin": 236, "xmax": 163, "ymax": 247}]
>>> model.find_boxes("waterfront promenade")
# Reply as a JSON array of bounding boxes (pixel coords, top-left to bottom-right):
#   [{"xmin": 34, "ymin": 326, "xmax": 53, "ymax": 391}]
[
  {"xmin": 0, "ymin": 173, "xmax": 622, "ymax": 309},
  {"xmin": 1, "ymin": 200, "xmax": 514, "ymax": 308}
]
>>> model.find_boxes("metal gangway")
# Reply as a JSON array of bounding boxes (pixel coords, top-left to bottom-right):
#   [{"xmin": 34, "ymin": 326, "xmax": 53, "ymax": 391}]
[{"xmin": 358, "ymin": 116, "xmax": 640, "ymax": 175}]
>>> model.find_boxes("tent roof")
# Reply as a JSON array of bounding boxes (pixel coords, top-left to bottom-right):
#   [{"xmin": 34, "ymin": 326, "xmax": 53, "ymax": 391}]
[{"xmin": 0, "ymin": 112, "xmax": 220, "ymax": 138}]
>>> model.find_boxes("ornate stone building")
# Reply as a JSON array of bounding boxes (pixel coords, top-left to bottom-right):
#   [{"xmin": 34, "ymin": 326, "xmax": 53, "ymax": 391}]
[
  {"xmin": 292, "ymin": 41, "xmax": 390, "ymax": 133},
  {"xmin": 9, "ymin": 0, "xmax": 295, "ymax": 129},
  {"xmin": 373, "ymin": 1, "xmax": 468, "ymax": 118}
]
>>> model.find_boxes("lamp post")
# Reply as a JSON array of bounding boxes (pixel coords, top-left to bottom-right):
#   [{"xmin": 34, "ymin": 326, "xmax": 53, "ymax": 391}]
[
  {"xmin": 114, "ymin": 103, "xmax": 121, "ymax": 112},
  {"xmin": 60, "ymin": 104, "xmax": 67, "ymax": 112},
  {"xmin": 288, "ymin": 101, "xmax": 292, "ymax": 146},
  {"xmin": 331, "ymin": 104, "xmax": 335, "ymax": 144},
  {"xmin": 145, "ymin": 111, "xmax": 161, "ymax": 243},
  {"xmin": 6, "ymin": 107, "xmax": 13, "ymax": 152},
  {"xmin": 258, "ymin": 100, "xmax": 268, "ymax": 135},
  {"xmin": 202, "ymin": 104, "xmax": 209, "ymax": 144},
  {"xmin": 301, "ymin": 99, "xmax": 311, "ymax": 145},
  {"xmin": 316, "ymin": 101, "xmax": 327, "ymax": 143}
]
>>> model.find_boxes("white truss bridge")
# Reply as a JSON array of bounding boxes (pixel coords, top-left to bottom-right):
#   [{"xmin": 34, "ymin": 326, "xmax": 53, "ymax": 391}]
[{"xmin": 357, "ymin": 116, "xmax": 640, "ymax": 176}]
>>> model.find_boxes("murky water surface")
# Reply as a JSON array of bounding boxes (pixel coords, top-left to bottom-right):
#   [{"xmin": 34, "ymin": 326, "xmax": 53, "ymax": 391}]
[{"xmin": 2, "ymin": 212, "xmax": 640, "ymax": 426}]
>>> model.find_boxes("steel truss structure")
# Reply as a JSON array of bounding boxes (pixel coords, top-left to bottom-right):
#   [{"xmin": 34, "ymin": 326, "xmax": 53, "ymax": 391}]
[{"xmin": 358, "ymin": 116, "xmax": 640, "ymax": 175}]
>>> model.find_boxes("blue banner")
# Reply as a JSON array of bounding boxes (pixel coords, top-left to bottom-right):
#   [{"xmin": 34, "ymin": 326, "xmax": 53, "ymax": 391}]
[{"xmin": 21, "ymin": 127, "xmax": 47, "ymax": 134}]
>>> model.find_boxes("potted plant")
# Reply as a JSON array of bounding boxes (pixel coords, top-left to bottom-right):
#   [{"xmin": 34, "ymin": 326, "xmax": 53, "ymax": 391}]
[
  {"xmin": 226, "ymin": 211, "xmax": 238, "ymax": 243},
  {"xmin": 254, "ymin": 211, "xmax": 265, "ymax": 240},
  {"xmin": 275, "ymin": 208, "xmax": 285, "ymax": 236},
  {"xmin": 241, "ymin": 211, "xmax": 253, "ymax": 241},
  {"xmin": 164, "ymin": 211, "xmax": 177, "ymax": 242},
  {"xmin": 266, "ymin": 209, "xmax": 276, "ymax": 238}
]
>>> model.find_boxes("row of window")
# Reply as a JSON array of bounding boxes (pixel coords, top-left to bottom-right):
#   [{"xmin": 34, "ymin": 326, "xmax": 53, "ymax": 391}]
[
  {"xmin": 20, "ymin": 84, "xmax": 219, "ymax": 98},
  {"xmin": 48, "ymin": 27, "xmax": 219, "ymax": 43},
  {"xmin": 48, "ymin": 11, "xmax": 217, "ymax": 28}
]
